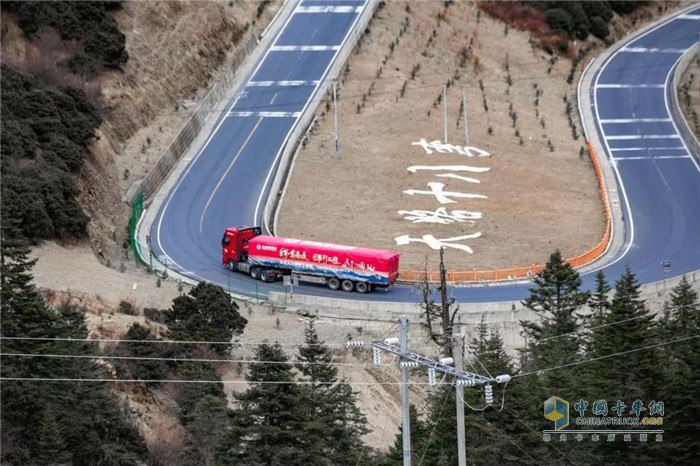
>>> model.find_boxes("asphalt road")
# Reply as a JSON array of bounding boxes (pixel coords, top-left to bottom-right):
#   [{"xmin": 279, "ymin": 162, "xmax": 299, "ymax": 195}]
[{"xmin": 150, "ymin": 2, "xmax": 700, "ymax": 303}]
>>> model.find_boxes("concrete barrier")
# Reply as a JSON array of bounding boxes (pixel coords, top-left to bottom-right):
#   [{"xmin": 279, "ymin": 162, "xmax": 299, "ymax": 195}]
[{"xmin": 671, "ymin": 42, "xmax": 700, "ymax": 163}]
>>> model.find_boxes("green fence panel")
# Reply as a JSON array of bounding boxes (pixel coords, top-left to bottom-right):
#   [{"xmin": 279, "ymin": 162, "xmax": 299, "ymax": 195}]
[{"xmin": 128, "ymin": 192, "xmax": 146, "ymax": 266}]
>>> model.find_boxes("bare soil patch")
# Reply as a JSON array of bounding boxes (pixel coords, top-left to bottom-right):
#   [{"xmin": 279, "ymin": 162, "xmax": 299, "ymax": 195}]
[{"xmin": 276, "ymin": 2, "xmax": 653, "ymax": 273}]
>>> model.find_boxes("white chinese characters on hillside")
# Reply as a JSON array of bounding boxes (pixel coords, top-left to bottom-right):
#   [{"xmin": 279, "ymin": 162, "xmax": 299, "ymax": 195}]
[{"xmin": 395, "ymin": 139, "xmax": 491, "ymax": 253}]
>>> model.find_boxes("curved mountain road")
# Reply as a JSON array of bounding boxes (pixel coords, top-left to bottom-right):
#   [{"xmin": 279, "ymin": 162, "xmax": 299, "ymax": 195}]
[{"xmin": 148, "ymin": 2, "xmax": 700, "ymax": 304}]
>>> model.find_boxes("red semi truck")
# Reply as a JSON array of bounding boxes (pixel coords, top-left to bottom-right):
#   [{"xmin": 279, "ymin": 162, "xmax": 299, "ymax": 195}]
[{"xmin": 221, "ymin": 226, "xmax": 400, "ymax": 293}]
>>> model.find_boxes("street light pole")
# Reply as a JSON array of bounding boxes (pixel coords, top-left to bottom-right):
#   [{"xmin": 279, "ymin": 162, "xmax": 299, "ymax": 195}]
[
  {"xmin": 462, "ymin": 83, "xmax": 469, "ymax": 146},
  {"xmin": 333, "ymin": 80, "xmax": 339, "ymax": 159},
  {"xmin": 443, "ymin": 83, "xmax": 448, "ymax": 143}
]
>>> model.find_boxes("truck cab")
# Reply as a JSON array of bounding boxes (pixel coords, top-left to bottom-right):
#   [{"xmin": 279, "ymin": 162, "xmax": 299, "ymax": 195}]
[{"xmin": 221, "ymin": 226, "xmax": 262, "ymax": 264}]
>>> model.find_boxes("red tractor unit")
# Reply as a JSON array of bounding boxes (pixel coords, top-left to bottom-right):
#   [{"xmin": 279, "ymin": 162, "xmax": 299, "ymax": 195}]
[{"xmin": 221, "ymin": 226, "xmax": 400, "ymax": 293}]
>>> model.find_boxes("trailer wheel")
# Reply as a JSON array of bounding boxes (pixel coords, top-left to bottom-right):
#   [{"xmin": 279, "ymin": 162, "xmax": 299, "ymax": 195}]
[
  {"xmin": 260, "ymin": 270, "xmax": 270, "ymax": 282},
  {"xmin": 341, "ymin": 280, "xmax": 355, "ymax": 292},
  {"xmin": 250, "ymin": 267, "xmax": 260, "ymax": 280},
  {"xmin": 327, "ymin": 277, "xmax": 341, "ymax": 291},
  {"xmin": 355, "ymin": 282, "xmax": 369, "ymax": 294}
]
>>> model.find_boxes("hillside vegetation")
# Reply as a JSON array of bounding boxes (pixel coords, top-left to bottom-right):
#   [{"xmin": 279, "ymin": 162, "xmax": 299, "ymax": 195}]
[
  {"xmin": 3, "ymin": 0, "xmax": 127, "ymax": 75},
  {"xmin": 0, "ymin": 65, "xmax": 100, "ymax": 241},
  {"xmin": 4, "ymin": 223, "xmax": 699, "ymax": 463}
]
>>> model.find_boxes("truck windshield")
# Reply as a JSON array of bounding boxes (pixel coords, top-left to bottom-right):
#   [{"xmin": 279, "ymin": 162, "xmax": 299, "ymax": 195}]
[{"xmin": 221, "ymin": 236, "xmax": 230, "ymax": 246}]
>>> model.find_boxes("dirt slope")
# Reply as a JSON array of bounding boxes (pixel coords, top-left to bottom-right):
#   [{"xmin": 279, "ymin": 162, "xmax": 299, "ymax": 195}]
[{"xmin": 276, "ymin": 1, "xmax": 676, "ymax": 272}]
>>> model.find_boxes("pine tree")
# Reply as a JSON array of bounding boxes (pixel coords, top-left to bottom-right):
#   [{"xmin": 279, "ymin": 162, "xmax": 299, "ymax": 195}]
[
  {"xmin": 468, "ymin": 315, "xmax": 489, "ymax": 358},
  {"xmin": 296, "ymin": 318, "xmax": 337, "ymax": 386},
  {"xmin": 174, "ymin": 360, "xmax": 226, "ymax": 426},
  {"xmin": 296, "ymin": 319, "xmax": 370, "ymax": 465},
  {"xmin": 520, "ymin": 250, "xmax": 589, "ymax": 395},
  {"xmin": 587, "ymin": 270, "xmax": 612, "ymax": 329},
  {"xmin": 165, "ymin": 282, "xmax": 247, "ymax": 355},
  {"xmin": 35, "ymin": 410, "xmax": 71, "ymax": 465},
  {"xmin": 466, "ymin": 326, "xmax": 529, "ymax": 465},
  {"xmin": 579, "ymin": 270, "xmax": 612, "ymax": 398},
  {"xmin": 219, "ymin": 342, "xmax": 313, "ymax": 465},
  {"xmin": 598, "ymin": 266, "xmax": 660, "ymax": 398},
  {"xmin": 113, "ymin": 323, "xmax": 168, "ymax": 386},
  {"xmin": 182, "ymin": 395, "xmax": 228, "ymax": 466},
  {"xmin": 1, "ymin": 225, "xmax": 149, "ymax": 464},
  {"xmin": 658, "ymin": 276, "xmax": 700, "ymax": 463},
  {"xmin": 586, "ymin": 266, "xmax": 663, "ymax": 463}
]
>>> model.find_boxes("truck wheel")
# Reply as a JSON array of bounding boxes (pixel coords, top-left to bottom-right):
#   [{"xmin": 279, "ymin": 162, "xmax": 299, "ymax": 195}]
[
  {"xmin": 327, "ymin": 277, "xmax": 341, "ymax": 291},
  {"xmin": 228, "ymin": 260, "xmax": 236, "ymax": 272},
  {"xmin": 250, "ymin": 267, "xmax": 260, "ymax": 280},
  {"xmin": 341, "ymin": 280, "xmax": 355, "ymax": 292},
  {"xmin": 355, "ymin": 282, "xmax": 369, "ymax": 294}
]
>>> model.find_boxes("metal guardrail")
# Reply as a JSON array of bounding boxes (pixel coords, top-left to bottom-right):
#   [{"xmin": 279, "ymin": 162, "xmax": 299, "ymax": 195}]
[{"xmin": 135, "ymin": 29, "xmax": 260, "ymax": 204}]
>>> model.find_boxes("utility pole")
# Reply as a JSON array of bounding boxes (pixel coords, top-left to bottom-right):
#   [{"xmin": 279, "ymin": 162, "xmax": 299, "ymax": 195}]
[
  {"xmin": 333, "ymin": 80, "xmax": 339, "ymax": 159},
  {"xmin": 443, "ymin": 82, "xmax": 448, "ymax": 143},
  {"xmin": 350, "ymin": 319, "xmax": 512, "ymax": 464},
  {"xmin": 454, "ymin": 335, "xmax": 467, "ymax": 466},
  {"xmin": 462, "ymin": 83, "xmax": 469, "ymax": 146},
  {"xmin": 399, "ymin": 315, "xmax": 411, "ymax": 466}
]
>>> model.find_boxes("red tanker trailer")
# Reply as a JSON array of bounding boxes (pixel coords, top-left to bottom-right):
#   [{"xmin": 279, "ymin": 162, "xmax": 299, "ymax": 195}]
[{"xmin": 221, "ymin": 226, "xmax": 399, "ymax": 293}]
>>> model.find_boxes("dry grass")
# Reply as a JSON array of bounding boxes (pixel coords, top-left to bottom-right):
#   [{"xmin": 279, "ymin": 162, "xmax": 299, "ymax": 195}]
[{"xmin": 277, "ymin": 0, "xmax": 603, "ymax": 272}]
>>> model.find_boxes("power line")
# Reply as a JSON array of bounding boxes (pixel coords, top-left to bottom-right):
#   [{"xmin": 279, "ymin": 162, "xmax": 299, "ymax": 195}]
[
  {"xmin": 0, "ymin": 377, "xmax": 450, "ymax": 386},
  {"xmin": 514, "ymin": 334, "xmax": 698, "ymax": 379},
  {"xmin": 483, "ymin": 417, "xmax": 538, "ymax": 463},
  {"xmin": 504, "ymin": 406, "xmax": 581, "ymax": 466},
  {"xmin": 418, "ymin": 386, "xmax": 453, "ymax": 466},
  {"xmin": 515, "ymin": 300, "xmax": 699, "ymax": 345},
  {"xmin": 457, "ymin": 379, "xmax": 509, "ymax": 413},
  {"xmin": 0, "ymin": 65, "xmax": 603, "ymax": 127},
  {"xmin": 0, "ymin": 335, "xmax": 363, "ymax": 347},
  {"xmin": 0, "ymin": 351, "xmax": 385, "ymax": 368},
  {"xmin": 539, "ymin": 314, "xmax": 651, "ymax": 343}
]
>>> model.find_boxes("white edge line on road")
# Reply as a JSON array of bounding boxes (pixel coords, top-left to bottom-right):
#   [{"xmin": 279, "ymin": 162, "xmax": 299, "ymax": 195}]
[
  {"xmin": 606, "ymin": 134, "xmax": 681, "ymax": 139},
  {"xmin": 613, "ymin": 155, "xmax": 691, "ymax": 161},
  {"xmin": 586, "ymin": 10, "xmax": 695, "ymax": 275},
  {"xmin": 296, "ymin": 6, "xmax": 363, "ymax": 13},
  {"xmin": 155, "ymin": 2, "xmax": 301, "ymax": 271},
  {"xmin": 596, "ymin": 83, "xmax": 665, "ymax": 88},
  {"xmin": 600, "ymin": 118, "xmax": 671, "ymax": 123},
  {"xmin": 271, "ymin": 45, "xmax": 340, "ymax": 51},
  {"xmin": 610, "ymin": 146, "xmax": 686, "ymax": 151},
  {"xmin": 252, "ymin": 1, "xmax": 368, "ymax": 229},
  {"xmin": 621, "ymin": 47, "xmax": 686, "ymax": 53},
  {"xmin": 228, "ymin": 111, "xmax": 301, "ymax": 117},
  {"xmin": 664, "ymin": 50, "xmax": 700, "ymax": 175}
]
